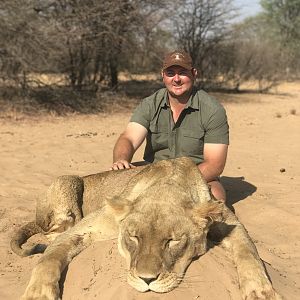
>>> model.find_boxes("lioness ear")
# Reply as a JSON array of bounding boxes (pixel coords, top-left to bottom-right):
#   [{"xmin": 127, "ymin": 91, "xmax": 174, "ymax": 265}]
[
  {"xmin": 106, "ymin": 196, "xmax": 132, "ymax": 222},
  {"xmin": 191, "ymin": 200, "xmax": 224, "ymax": 227}
]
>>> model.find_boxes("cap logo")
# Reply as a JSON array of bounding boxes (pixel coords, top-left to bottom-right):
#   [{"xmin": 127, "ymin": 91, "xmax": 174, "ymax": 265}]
[{"xmin": 163, "ymin": 50, "xmax": 193, "ymax": 70}]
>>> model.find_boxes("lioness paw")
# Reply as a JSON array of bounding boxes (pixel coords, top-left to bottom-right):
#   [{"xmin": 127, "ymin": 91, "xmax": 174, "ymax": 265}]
[
  {"xmin": 21, "ymin": 282, "xmax": 60, "ymax": 300},
  {"xmin": 243, "ymin": 283, "xmax": 282, "ymax": 300}
]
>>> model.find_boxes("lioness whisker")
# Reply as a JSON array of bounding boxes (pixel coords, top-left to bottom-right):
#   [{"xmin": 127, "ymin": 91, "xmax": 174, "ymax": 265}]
[
  {"xmin": 172, "ymin": 285, "xmax": 195, "ymax": 291},
  {"xmin": 181, "ymin": 274, "xmax": 202, "ymax": 279},
  {"xmin": 112, "ymin": 276, "xmax": 126, "ymax": 280},
  {"xmin": 181, "ymin": 280, "xmax": 205, "ymax": 285},
  {"xmin": 180, "ymin": 279, "xmax": 205, "ymax": 285}
]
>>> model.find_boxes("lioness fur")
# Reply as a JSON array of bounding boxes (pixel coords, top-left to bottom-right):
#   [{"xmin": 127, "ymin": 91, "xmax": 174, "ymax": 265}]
[{"xmin": 11, "ymin": 157, "xmax": 281, "ymax": 299}]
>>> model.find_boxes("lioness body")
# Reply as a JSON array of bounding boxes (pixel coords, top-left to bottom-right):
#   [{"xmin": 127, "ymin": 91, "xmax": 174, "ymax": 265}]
[{"xmin": 11, "ymin": 157, "xmax": 281, "ymax": 300}]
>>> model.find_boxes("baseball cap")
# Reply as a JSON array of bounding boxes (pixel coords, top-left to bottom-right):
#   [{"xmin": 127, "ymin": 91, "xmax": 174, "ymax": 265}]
[{"xmin": 162, "ymin": 50, "xmax": 193, "ymax": 70}]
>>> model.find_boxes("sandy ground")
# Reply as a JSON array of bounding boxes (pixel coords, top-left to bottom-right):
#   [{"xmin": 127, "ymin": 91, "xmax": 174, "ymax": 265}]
[{"xmin": 0, "ymin": 82, "xmax": 299, "ymax": 299}]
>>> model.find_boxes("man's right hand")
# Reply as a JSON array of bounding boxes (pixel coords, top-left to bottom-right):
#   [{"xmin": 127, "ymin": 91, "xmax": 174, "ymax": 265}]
[
  {"xmin": 110, "ymin": 160, "xmax": 136, "ymax": 170},
  {"xmin": 111, "ymin": 122, "xmax": 147, "ymax": 171}
]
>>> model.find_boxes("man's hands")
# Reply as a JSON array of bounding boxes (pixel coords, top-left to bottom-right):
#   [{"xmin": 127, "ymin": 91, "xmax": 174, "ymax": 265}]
[
  {"xmin": 110, "ymin": 160, "xmax": 136, "ymax": 170},
  {"xmin": 110, "ymin": 122, "xmax": 147, "ymax": 171}
]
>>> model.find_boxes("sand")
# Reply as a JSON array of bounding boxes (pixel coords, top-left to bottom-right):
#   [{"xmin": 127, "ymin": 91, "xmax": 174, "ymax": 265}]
[{"xmin": 0, "ymin": 82, "xmax": 299, "ymax": 299}]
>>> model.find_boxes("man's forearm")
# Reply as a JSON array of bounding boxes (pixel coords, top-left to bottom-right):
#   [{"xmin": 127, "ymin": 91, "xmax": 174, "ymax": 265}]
[
  {"xmin": 113, "ymin": 135, "xmax": 135, "ymax": 163},
  {"xmin": 197, "ymin": 161, "xmax": 224, "ymax": 183}
]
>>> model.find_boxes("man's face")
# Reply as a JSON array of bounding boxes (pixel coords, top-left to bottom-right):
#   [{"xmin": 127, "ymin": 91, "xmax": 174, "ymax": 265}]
[{"xmin": 162, "ymin": 66, "xmax": 197, "ymax": 100}]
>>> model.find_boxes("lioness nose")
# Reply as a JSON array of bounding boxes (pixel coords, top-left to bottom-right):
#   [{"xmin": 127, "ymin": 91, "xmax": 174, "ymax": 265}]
[{"xmin": 139, "ymin": 275, "xmax": 159, "ymax": 285}]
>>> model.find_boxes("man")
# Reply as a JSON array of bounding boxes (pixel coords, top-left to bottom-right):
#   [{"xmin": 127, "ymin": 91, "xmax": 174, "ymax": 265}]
[{"xmin": 111, "ymin": 50, "xmax": 229, "ymax": 201}]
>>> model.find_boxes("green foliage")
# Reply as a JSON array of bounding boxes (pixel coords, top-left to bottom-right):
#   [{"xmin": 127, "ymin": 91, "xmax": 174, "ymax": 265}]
[
  {"xmin": 260, "ymin": 0, "xmax": 300, "ymax": 41},
  {"xmin": 217, "ymin": 15, "xmax": 282, "ymax": 90},
  {"xmin": 260, "ymin": 0, "xmax": 300, "ymax": 70}
]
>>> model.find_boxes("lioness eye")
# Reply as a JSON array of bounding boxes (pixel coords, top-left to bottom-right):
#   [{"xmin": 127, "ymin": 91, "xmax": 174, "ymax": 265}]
[
  {"xmin": 168, "ymin": 239, "xmax": 181, "ymax": 248},
  {"xmin": 129, "ymin": 236, "xmax": 138, "ymax": 244}
]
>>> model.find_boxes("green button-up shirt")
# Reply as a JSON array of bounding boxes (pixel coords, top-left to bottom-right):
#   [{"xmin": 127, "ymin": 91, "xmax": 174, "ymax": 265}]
[{"xmin": 130, "ymin": 88, "xmax": 229, "ymax": 164}]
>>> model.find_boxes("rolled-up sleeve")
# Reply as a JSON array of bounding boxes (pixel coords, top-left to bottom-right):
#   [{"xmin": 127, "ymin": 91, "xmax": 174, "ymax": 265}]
[
  {"xmin": 130, "ymin": 99, "xmax": 151, "ymax": 129},
  {"xmin": 204, "ymin": 106, "xmax": 229, "ymax": 144}
]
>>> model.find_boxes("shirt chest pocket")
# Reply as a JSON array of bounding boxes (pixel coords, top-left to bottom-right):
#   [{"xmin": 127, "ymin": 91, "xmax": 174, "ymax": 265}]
[
  {"xmin": 149, "ymin": 124, "xmax": 169, "ymax": 151},
  {"xmin": 180, "ymin": 129, "xmax": 205, "ymax": 156}
]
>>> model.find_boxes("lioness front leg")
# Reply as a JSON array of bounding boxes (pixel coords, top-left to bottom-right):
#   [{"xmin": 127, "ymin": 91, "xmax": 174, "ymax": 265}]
[
  {"xmin": 22, "ymin": 209, "xmax": 118, "ymax": 300},
  {"xmin": 213, "ymin": 206, "xmax": 282, "ymax": 300},
  {"xmin": 21, "ymin": 235, "xmax": 84, "ymax": 300}
]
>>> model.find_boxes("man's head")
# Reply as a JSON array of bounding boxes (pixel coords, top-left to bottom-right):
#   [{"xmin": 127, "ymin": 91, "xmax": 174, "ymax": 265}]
[{"xmin": 161, "ymin": 50, "xmax": 197, "ymax": 102}]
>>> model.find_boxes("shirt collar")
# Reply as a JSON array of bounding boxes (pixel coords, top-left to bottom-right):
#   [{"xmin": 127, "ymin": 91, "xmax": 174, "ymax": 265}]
[
  {"xmin": 160, "ymin": 89, "xmax": 169, "ymax": 107},
  {"xmin": 188, "ymin": 87, "xmax": 199, "ymax": 110}
]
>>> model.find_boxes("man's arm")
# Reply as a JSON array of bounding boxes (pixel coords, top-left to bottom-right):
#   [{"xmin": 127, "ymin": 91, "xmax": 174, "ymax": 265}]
[
  {"xmin": 198, "ymin": 143, "xmax": 228, "ymax": 182},
  {"xmin": 111, "ymin": 122, "xmax": 147, "ymax": 170}
]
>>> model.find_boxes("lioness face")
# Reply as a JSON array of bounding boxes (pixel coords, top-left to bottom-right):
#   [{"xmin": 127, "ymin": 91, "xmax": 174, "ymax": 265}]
[{"xmin": 117, "ymin": 208, "xmax": 210, "ymax": 293}]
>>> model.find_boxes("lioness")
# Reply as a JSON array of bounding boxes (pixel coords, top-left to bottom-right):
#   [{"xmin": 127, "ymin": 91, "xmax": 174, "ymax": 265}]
[{"xmin": 11, "ymin": 157, "xmax": 281, "ymax": 300}]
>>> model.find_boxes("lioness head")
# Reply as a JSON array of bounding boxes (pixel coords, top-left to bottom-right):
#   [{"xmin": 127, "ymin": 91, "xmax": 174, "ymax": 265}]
[{"xmin": 114, "ymin": 199, "xmax": 223, "ymax": 293}]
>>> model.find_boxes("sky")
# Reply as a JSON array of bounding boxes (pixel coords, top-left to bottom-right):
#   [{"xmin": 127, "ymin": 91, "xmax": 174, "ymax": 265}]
[{"xmin": 233, "ymin": 0, "xmax": 262, "ymax": 20}]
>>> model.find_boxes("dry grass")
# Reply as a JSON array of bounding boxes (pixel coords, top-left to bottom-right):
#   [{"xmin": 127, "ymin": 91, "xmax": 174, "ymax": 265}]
[
  {"xmin": 0, "ymin": 78, "xmax": 299, "ymax": 120},
  {"xmin": 118, "ymin": 72, "xmax": 160, "ymax": 82}
]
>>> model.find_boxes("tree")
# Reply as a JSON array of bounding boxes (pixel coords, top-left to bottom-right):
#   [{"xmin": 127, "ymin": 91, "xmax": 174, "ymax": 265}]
[
  {"xmin": 172, "ymin": 0, "xmax": 236, "ymax": 82},
  {"xmin": 0, "ymin": 0, "xmax": 58, "ymax": 91},
  {"xmin": 215, "ymin": 15, "xmax": 282, "ymax": 91},
  {"xmin": 123, "ymin": 0, "xmax": 175, "ymax": 73},
  {"xmin": 33, "ymin": 0, "xmax": 142, "ymax": 90},
  {"xmin": 0, "ymin": 0, "xmax": 162, "ymax": 91},
  {"xmin": 260, "ymin": 0, "xmax": 300, "ymax": 73}
]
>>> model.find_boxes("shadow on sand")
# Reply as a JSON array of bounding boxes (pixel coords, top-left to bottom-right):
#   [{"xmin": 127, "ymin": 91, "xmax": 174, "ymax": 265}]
[{"xmin": 220, "ymin": 176, "xmax": 257, "ymax": 210}]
